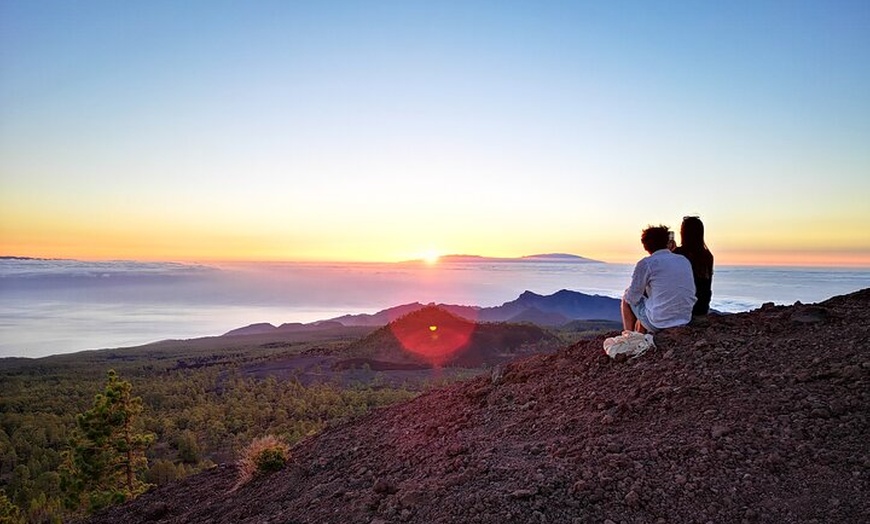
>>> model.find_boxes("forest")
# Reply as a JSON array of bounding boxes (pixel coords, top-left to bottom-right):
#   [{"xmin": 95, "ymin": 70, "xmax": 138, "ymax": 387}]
[{"xmin": 0, "ymin": 320, "xmax": 607, "ymax": 523}]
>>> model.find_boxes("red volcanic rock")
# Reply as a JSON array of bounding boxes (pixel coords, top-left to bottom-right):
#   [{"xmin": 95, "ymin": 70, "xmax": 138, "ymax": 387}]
[{"xmin": 87, "ymin": 289, "xmax": 870, "ymax": 524}]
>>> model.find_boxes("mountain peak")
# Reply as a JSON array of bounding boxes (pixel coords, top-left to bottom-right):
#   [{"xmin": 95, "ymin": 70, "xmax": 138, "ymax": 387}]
[{"xmin": 521, "ymin": 253, "xmax": 603, "ymax": 263}]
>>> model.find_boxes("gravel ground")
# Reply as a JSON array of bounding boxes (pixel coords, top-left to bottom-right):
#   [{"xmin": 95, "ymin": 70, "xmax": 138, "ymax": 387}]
[{"xmin": 86, "ymin": 289, "xmax": 869, "ymax": 524}]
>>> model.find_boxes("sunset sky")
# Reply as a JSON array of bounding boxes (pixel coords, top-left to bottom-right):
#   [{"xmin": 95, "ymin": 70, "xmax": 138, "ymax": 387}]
[{"xmin": 2, "ymin": 1, "xmax": 869, "ymax": 266}]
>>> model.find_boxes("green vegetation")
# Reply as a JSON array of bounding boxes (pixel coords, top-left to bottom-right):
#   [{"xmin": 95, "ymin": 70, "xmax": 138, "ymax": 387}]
[
  {"xmin": 0, "ymin": 321, "xmax": 599, "ymax": 522},
  {"xmin": 0, "ymin": 490, "xmax": 22, "ymax": 523},
  {"xmin": 60, "ymin": 370, "xmax": 154, "ymax": 513},
  {"xmin": 0, "ymin": 329, "xmax": 419, "ymax": 523}
]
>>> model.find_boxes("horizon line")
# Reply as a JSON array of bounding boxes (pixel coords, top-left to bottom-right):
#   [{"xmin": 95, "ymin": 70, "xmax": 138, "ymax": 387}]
[{"xmin": 3, "ymin": 253, "xmax": 870, "ymax": 270}]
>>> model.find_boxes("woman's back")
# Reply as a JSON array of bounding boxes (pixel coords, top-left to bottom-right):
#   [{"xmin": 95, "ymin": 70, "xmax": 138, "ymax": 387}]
[
  {"xmin": 675, "ymin": 216, "xmax": 714, "ymax": 315},
  {"xmin": 674, "ymin": 245, "xmax": 713, "ymax": 315}
]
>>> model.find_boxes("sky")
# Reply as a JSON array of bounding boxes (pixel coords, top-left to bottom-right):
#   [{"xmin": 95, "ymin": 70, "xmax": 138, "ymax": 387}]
[{"xmin": 1, "ymin": 1, "xmax": 869, "ymax": 266}]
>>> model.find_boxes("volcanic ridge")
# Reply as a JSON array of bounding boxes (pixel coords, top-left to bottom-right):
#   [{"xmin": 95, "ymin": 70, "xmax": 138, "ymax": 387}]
[{"xmin": 87, "ymin": 289, "xmax": 869, "ymax": 524}]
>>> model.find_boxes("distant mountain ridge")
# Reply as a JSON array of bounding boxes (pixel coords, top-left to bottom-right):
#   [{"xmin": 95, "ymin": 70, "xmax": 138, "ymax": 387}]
[
  {"xmin": 222, "ymin": 320, "xmax": 346, "ymax": 337},
  {"xmin": 406, "ymin": 253, "xmax": 603, "ymax": 264},
  {"xmin": 223, "ymin": 289, "xmax": 621, "ymax": 336}
]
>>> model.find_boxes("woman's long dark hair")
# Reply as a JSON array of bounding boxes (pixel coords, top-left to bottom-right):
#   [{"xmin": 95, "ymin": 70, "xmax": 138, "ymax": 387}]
[{"xmin": 679, "ymin": 216, "xmax": 713, "ymax": 279}]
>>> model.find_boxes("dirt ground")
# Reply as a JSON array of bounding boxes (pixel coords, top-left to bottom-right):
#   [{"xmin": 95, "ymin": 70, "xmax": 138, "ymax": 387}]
[{"xmin": 85, "ymin": 289, "xmax": 869, "ymax": 524}]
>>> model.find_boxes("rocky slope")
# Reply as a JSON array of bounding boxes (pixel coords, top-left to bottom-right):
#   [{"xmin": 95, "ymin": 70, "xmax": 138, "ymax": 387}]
[{"xmin": 86, "ymin": 289, "xmax": 869, "ymax": 524}]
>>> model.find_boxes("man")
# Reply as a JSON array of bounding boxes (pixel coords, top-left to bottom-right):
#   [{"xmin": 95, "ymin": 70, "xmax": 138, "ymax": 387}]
[{"xmin": 622, "ymin": 225, "xmax": 696, "ymax": 333}]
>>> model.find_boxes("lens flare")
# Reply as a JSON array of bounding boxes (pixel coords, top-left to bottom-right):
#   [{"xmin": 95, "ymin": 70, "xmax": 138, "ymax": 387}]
[{"xmin": 389, "ymin": 306, "xmax": 476, "ymax": 366}]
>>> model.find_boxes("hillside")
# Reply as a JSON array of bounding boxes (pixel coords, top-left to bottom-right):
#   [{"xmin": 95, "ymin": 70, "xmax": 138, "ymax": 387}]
[
  {"xmin": 219, "ymin": 306, "xmax": 562, "ymax": 390},
  {"xmin": 334, "ymin": 305, "xmax": 560, "ymax": 367},
  {"xmin": 86, "ymin": 289, "xmax": 869, "ymax": 523}
]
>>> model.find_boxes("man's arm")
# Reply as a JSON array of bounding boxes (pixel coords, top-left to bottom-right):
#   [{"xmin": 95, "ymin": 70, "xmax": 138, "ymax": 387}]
[{"xmin": 623, "ymin": 259, "xmax": 649, "ymax": 305}]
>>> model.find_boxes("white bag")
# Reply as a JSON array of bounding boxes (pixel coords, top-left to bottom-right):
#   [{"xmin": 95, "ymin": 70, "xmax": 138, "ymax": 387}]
[{"xmin": 603, "ymin": 331, "xmax": 655, "ymax": 359}]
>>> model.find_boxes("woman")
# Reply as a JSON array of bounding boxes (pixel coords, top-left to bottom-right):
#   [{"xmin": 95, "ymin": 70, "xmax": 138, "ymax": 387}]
[{"xmin": 673, "ymin": 216, "xmax": 714, "ymax": 316}]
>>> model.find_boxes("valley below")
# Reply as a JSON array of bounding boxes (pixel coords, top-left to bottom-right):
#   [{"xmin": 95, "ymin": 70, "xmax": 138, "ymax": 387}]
[{"xmin": 0, "ymin": 301, "xmax": 614, "ymax": 522}]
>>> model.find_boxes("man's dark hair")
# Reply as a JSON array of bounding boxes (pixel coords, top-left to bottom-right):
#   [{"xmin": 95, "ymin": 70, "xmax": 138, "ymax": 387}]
[{"xmin": 641, "ymin": 225, "xmax": 670, "ymax": 253}]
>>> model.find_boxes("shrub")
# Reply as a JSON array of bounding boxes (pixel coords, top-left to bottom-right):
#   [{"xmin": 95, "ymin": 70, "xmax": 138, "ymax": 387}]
[
  {"xmin": 253, "ymin": 447, "xmax": 287, "ymax": 473},
  {"xmin": 0, "ymin": 490, "xmax": 23, "ymax": 524},
  {"xmin": 236, "ymin": 435, "xmax": 290, "ymax": 487}
]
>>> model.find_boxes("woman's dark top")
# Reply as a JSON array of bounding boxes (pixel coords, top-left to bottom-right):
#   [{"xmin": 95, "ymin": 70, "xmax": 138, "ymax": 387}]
[{"xmin": 674, "ymin": 246, "xmax": 714, "ymax": 316}]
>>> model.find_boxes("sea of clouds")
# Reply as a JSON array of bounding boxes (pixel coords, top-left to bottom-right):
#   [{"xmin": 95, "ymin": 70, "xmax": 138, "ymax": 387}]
[{"xmin": 2, "ymin": 258, "xmax": 867, "ymax": 358}]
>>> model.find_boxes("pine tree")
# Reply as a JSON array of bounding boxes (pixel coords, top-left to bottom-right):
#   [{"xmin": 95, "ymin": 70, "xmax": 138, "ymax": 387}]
[{"xmin": 60, "ymin": 370, "xmax": 154, "ymax": 512}]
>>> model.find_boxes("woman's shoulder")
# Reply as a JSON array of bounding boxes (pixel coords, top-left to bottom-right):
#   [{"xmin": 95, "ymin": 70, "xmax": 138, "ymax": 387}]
[{"xmin": 673, "ymin": 246, "xmax": 696, "ymax": 259}]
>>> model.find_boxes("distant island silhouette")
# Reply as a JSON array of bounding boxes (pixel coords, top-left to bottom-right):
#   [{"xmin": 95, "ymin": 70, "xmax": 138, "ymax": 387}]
[{"xmin": 401, "ymin": 253, "xmax": 604, "ymax": 264}]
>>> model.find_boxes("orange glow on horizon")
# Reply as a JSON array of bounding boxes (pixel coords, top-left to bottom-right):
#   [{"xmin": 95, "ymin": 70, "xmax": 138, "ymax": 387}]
[
  {"xmin": 3, "ymin": 243, "xmax": 869, "ymax": 268},
  {"xmin": 2, "ymin": 221, "xmax": 868, "ymax": 269},
  {"xmin": 3, "ymin": 199, "xmax": 867, "ymax": 267},
  {"xmin": 595, "ymin": 247, "xmax": 870, "ymax": 269},
  {"xmin": 715, "ymin": 250, "xmax": 870, "ymax": 268}
]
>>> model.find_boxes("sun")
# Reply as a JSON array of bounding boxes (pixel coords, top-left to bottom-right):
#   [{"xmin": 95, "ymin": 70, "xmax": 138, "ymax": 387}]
[{"xmin": 422, "ymin": 250, "xmax": 440, "ymax": 265}]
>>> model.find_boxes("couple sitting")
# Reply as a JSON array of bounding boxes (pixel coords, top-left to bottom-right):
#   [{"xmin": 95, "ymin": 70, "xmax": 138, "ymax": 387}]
[{"xmin": 622, "ymin": 217, "xmax": 714, "ymax": 333}]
